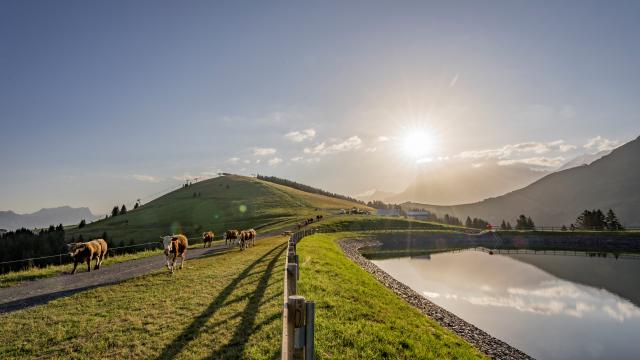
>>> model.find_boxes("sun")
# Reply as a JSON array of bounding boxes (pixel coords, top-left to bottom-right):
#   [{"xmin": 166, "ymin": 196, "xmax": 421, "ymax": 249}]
[{"xmin": 401, "ymin": 128, "xmax": 436, "ymax": 160}]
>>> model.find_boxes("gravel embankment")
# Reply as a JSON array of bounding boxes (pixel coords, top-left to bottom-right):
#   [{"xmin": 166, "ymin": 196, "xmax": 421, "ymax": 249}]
[{"xmin": 339, "ymin": 238, "xmax": 533, "ymax": 360}]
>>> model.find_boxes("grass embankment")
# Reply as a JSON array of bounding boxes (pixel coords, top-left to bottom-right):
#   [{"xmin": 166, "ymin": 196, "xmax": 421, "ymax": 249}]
[
  {"xmin": 0, "ymin": 236, "xmax": 287, "ymax": 359},
  {"xmin": 315, "ymin": 215, "xmax": 467, "ymax": 232},
  {"xmin": 297, "ymin": 233, "xmax": 486, "ymax": 359},
  {"xmin": 67, "ymin": 175, "xmax": 367, "ymax": 245}
]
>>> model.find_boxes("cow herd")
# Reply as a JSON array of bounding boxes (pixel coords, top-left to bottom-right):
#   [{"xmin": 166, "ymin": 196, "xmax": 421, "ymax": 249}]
[
  {"xmin": 223, "ymin": 229, "xmax": 256, "ymax": 250},
  {"xmin": 65, "ymin": 214, "xmax": 324, "ymax": 275},
  {"xmin": 296, "ymin": 214, "xmax": 323, "ymax": 230}
]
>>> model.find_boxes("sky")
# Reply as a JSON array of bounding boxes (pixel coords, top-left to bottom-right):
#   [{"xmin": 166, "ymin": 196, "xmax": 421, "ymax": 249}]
[{"xmin": 1, "ymin": 0, "xmax": 639, "ymax": 214}]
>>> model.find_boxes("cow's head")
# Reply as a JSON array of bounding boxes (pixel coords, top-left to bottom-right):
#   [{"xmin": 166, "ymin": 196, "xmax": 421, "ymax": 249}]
[
  {"xmin": 67, "ymin": 243, "xmax": 85, "ymax": 257},
  {"xmin": 160, "ymin": 235, "xmax": 177, "ymax": 256}
]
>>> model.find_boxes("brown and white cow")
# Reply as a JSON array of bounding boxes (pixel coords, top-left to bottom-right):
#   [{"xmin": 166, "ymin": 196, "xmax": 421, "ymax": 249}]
[
  {"xmin": 160, "ymin": 234, "xmax": 188, "ymax": 273},
  {"xmin": 239, "ymin": 228, "xmax": 257, "ymax": 249},
  {"xmin": 225, "ymin": 229, "xmax": 240, "ymax": 247},
  {"xmin": 202, "ymin": 231, "xmax": 215, "ymax": 248},
  {"xmin": 67, "ymin": 239, "xmax": 108, "ymax": 274}
]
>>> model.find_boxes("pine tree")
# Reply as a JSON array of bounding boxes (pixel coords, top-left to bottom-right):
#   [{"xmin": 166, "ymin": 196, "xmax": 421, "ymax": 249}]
[
  {"xmin": 500, "ymin": 220, "xmax": 507, "ymax": 230},
  {"xmin": 506, "ymin": 222, "xmax": 513, "ymax": 230},
  {"xmin": 516, "ymin": 215, "xmax": 528, "ymax": 230},
  {"xmin": 605, "ymin": 209, "xmax": 623, "ymax": 231},
  {"xmin": 561, "ymin": 225, "xmax": 567, "ymax": 231},
  {"xmin": 112, "ymin": 206, "xmax": 120, "ymax": 217},
  {"xmin": 120, "ymin": 205, "xmax": 127, "ymax": 215},
  {"xmin": 134, "ymin": 202, "xmax": 139, "ymax": 209},
  {"xmin": 527, "ymin": 216, "xmax": 535, "ymax": 230},
  {"xmin": 78, "ymin": 219, "xmax": 86, "ymax": 229},
  {"xmin": 465, "ymin": 216, "xmax": 473, "ymax": 228}
]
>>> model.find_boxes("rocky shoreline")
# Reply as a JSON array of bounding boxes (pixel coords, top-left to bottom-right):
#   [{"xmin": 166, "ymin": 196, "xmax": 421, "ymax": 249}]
[{"xmin": 339, "ymin": 237, "xmax": 533, "ymax": 360}]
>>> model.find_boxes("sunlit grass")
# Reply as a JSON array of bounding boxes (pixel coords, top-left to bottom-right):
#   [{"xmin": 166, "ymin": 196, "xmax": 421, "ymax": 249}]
[
  {"xmin": 297, "ymin": 232, "xmax": 486, "ymax": 359},
  {"xmin": 0, "ymin": 236, "xmax": 287, "ymax": 359}
]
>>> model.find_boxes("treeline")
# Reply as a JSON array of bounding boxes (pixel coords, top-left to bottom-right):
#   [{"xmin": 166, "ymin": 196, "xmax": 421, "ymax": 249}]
[
  {"xmin": 406, "ymin": 207, "xmax": 466, "ymax": 227},
  {"xmin": 0, "ymin": 225, "xmax": 66, "ymax": 273},
  {"xmin": 366, "ymin": 200, "xmax": 400, "ymax": 210},
  {"xmin": 256, "ymin": 175, "xmax": 365, "ymax": 205},
  {"xmin": 466, "ymin": 217, "xmax": 490, "ymax": 229},
  {"xmin": 574, "ymin": 209, "xmax": 624, "ymax": 231},
  {"xmin": 498, "ymin": 214, "xmax": 536, "ymax": 230}
]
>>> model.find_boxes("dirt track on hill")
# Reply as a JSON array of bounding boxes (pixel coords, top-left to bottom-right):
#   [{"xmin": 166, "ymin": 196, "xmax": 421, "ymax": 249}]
[{"xmin": 0, "ymin": 237, "xmax": 277, "ymax": 314}]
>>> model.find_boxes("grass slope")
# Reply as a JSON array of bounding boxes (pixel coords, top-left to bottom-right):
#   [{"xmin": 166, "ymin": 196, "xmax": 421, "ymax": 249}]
[
  {"xmin": 297, "ymin": 233, "xmax": 486, "ymax": 359},
  {"xmin": 67, "ymin": 175, "xmax": 367, "ymax": 244},
  {"xmin": 314, "ymin": 215, "xmax": 467, "ymax": 232},
  {"xmin": 0, "ymin": 236, "xmax": 287, "ymax": 359}
]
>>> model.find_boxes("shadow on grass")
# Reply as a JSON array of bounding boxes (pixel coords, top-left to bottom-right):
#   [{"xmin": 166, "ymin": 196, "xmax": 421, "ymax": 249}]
[
  {"xmin": 206, "ymin": 242, "xmax": 285, "ymax": 359},
  {"xmin": 156, "ymin": 242, "xmax": 286, "ymax": 360}
]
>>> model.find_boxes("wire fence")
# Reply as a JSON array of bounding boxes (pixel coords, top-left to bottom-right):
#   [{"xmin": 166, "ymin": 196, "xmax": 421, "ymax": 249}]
[{"xmin": 0, "ymin": 234, "xmax": 223, "ymax": 273}]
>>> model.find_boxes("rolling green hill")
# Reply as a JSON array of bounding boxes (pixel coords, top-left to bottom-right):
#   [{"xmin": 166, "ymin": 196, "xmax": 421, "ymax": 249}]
[{"xmin": 66, "ymin": 175, "xmax": 368, "ymax": 245}]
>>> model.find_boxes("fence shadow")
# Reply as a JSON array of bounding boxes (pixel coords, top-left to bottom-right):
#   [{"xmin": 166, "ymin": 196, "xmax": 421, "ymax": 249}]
[
  {"xmin": 206, "ymin": 242, "xmax": 285, "ymax": 359},
  {"xmin": 156, "ymin": 242, "xmax": 286, "ymax": 360}
]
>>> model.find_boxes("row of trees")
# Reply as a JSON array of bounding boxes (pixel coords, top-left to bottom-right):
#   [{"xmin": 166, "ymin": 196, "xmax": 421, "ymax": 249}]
[
  {"xmin": 499, "ymin": 214, "xmax": 536, "ymax": 230},
  {"xmin": 257, "ymin": 175, "xmax": 365, "ymax": 205},
  {"xmin": 0, "ymin": 225, "xmax": 66, "ymax": 273},
  {"xmin": 574, "ymin": 209, "xmax": 624, "ymax": 230},
  {"xmin": 466, "ymin": 216, "xmax": 490, "ymax": 229}
]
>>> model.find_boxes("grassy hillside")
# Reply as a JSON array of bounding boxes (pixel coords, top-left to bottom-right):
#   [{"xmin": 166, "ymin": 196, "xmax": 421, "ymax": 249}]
[
  {"xmin": 297, "ymin": 232, "xmax": 486, "ymax": 359},
  {"xmin": 314, "ymin": 215, "xmax": 468, "ymax": 232},
  {"xmin": 67, "ymin": 175, "xmax": 368, "ymax": 244},
  {"xmin": 0, "ymin": 236, "xmax": 287, "ymax": 359}
]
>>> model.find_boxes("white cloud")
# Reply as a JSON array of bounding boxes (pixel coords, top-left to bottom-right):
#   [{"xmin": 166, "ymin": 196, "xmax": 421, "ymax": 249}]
[
  {"xmin": 226, "ymin": 157, "xmax": 240, "ymax": 164},
  {"xmin": 584, "ymin": 136, "xmax": 622, "ymax": 153},
  {"xmin": 365, "ymin": 147, "xmax": 377, "ymax": 153},
  {"xmin": 457, "ymin": 140, "xmax": 576, "ymax": 160},
  {"xmin": 252, "ymin": 147, "xmax": 277, "ymax": 156},
  {"xmin": 377, "ymin": 136, "xmax": 390, "ymax": 142},
  {"xmin": 285, "ymin": 128, "xmax": 316, "ymax": 142},
  {"xmin": 290, "ymin": 156, "xmax": 304, "ymax": 162},
  {"xmin": 498, "ymin": 157, "xmax": 566, "ymax": 168},
  {"xmin": 131, "ymin": 174, "xmax": 160, "ymax": 183},
  {"xmin": 304, "ymin": 136, "xmax": 362, "ymax": 156},
  {"xmin": 268, "ymin": 157, "xmax": 283, "ymax": 166}
]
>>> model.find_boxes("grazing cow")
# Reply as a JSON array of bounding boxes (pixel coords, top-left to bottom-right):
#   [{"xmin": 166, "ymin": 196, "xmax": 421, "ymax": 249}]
[
  {"xmin": 160, "ymin": 234, "xmax": 188, "ymax": 273},
  {"xmin": 202, "ymin": 231, "xmax": 215, "ymax": 247},
  {"xmin": 316, "ymin": 215, "xmax": 323, "ymax": 221},
  {"xmin": 239, "ymin": 229, "xmax": 257, "ymax": 250},
  {"xmin": 225, "ymin": 229, "xmax": 240, "ymax": 246},
  {"xmin": 67, "ymin": 239, "xmax": 108, "ymax": 274}
]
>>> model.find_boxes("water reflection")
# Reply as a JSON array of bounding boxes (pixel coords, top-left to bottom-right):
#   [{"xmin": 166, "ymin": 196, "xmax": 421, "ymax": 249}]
[{"xmin": 372, "ymin": 251, "xmax": 640, "ymax": 360}]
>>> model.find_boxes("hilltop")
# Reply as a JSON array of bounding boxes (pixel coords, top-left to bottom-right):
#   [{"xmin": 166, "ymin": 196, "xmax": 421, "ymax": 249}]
[{"xmin": 66, "ymin": 175, "xmax": 368, "ymax": 244}]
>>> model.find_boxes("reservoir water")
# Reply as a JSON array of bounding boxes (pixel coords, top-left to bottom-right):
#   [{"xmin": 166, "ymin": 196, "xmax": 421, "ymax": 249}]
[{"xmin": 371, "ymin": 249, "xmax": 640, "ymax": 359}]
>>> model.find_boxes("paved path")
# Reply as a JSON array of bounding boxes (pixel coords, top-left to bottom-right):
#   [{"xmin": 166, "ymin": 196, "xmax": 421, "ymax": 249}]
[{"xmin": 0, "ymin": 242, "xmax": 241, "ymax": 314}]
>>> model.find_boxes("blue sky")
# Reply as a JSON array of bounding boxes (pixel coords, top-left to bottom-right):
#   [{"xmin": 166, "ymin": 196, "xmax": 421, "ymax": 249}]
[{"xmin": 1, "ymin": 0, "xmax": 639, "ymax": 213}]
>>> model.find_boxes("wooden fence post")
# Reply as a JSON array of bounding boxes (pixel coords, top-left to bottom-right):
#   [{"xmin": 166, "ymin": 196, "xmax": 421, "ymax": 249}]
[
  {"xmin": 287, "ymin": 263, "xmax": 298, "ymax": 296},
  {"xmin": 305, "ymin": 301, "xmax": 315, "ymax": 360},
  {"xmin": 289, "ymin": 295, "xmax": 306, "ymax": 360}
]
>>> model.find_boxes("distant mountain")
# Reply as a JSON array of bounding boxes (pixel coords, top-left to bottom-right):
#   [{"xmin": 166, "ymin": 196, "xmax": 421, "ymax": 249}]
[
  {"xmin": 386, "ymin": 162, "xmax": 548, "ymax": 205},
  {"xmin": 0, "ymin": 206, "xmax": 97, "ymax": 231},
  {"xmin": 404, "ymin": 136, "xmax": 640, "ymax": 226},
  {"xmin": 556, "ymin": 150, "xmax": 611, "ymax": 171}
]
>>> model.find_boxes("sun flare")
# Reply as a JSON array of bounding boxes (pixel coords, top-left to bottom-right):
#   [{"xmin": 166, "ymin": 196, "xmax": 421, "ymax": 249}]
[{"xmin": 401, "ymin": 128, "xmax": 436, "ymax": 160}]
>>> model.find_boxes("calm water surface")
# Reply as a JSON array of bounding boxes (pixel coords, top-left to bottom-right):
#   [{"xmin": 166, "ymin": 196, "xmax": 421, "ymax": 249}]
[{"xmin": 372, "ymin": 250, "xmax": 640, "ymax": 359}]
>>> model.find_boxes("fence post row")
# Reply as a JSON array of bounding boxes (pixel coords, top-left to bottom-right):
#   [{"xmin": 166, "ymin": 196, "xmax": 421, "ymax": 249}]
[{"xmin": 283, "ymin": 228, "xmax": 317, "ymax": 360}]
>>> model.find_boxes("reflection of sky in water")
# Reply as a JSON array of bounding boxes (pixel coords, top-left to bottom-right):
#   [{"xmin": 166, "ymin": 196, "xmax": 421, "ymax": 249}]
[{"xmin": 373, "ymin": 251, "xmax": 640, "ymax": 360}]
